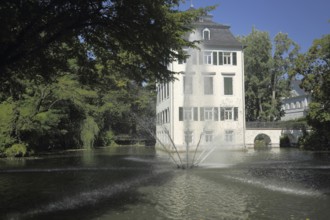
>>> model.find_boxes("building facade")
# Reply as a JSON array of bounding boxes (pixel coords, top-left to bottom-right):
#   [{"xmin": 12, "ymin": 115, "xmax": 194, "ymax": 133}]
[
  {"xmin": 156, "ymin": 13, "xmax": 245, "ymax": 151},
  {"xmin": 281, "ymin": 80, "xmax": 311, "ymax": 121}
]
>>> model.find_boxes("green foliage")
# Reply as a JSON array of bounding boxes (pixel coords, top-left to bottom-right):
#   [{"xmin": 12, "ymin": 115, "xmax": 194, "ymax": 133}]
[
  {"xmin": 80, "ymin": 116, "xmax": 100, "ymax": 149},
  {"xmin": 239, "ymin": 28, "xmax": 299, "ymax": 121},
  {"xmin": 0, "ymin": 1, "xmax": 210, "ymax": 153},
  {"xmin": 295, "ymin": 34, "xmax": 330, "ymax": 149},
  {"xmin": 98, "ymin": 130, "xmax": 115, "ymax": 147},
  {"xmin": 239, "ymin": 28, "xmax": 272, "ymax": 121},
  {"xmin": 0, "ymin": 0, "xmax": 208, "ymax": 90},
  {"xmin": 0, "ymin": 101, "xmax": 16, "ymax": 151},
  {"xmin": 4, "ymin": 143, "xmax": 27, "ymax": 157}
]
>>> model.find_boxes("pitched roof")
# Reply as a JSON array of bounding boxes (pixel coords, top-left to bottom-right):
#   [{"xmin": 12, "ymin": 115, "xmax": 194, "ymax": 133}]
[{"xmin": 185, "ymin": 9, "xmax": 242, "ymax": 49}]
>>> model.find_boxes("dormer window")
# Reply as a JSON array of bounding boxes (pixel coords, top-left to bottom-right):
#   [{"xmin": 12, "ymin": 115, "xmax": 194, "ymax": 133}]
[{"xmin": 203, "ymin": 28, "xmax": 210, "ymax": 40}]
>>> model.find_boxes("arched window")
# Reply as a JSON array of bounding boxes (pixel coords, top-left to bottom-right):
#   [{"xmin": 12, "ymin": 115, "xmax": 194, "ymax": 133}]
[
  {"xmin": 301, "ymin": 101, "xmax": 305, "ymax": 108},
  {"xmin": 291, "ymin": 103, "xmax": 295, "ymax": 109},
  {"xmin": 203, "ymin": 28, "xmax": 210, "ymax": 40},
  {"xmin": 286, "ymin": 103, "xmax": 290, "ymax": 110},
  {"xmin": 296, "ymin": 101, "xmax": 301, "ymax": 108}
]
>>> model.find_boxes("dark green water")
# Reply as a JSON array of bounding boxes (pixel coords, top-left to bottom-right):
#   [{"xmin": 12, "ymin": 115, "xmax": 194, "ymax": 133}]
[{"xmin": 0, "ymin": 147, "xmax": 329, "ymax": 220}]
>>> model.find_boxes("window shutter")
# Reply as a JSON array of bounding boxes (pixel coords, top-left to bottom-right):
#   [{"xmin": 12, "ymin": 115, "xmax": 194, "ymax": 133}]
[
  {"xmin": 179, "ymin": 107, "xmax": 183, "ymax": 121},
  {"xmin": 192, "ymin": 51, "xmax": 197, "ymax": 64},
  {"xmin": 224, "ymin": 77, "xmax": 233, "ymax": 95},
  {"xmin": 200, "ymin": 107, "xmax": 204, "ymax": 121},
  {"xmin": 212, "ymin": 51, "xmax": 217, "ymax": 65},
  {"xmin": 234, "ymin": 107, "xmax": 238, "ymax": 121},
  {"xmin": 214, "ymin": 107, "xmax": 219, "ymax": 121},
  {"xmin": 218, "ymin": 52, "xmax": 223, "ymax": 65},
  {"xmin": 199, "ymin": 51, "xmax": 203, "ymax": 65},
  {"xmin": 194, "ymin": 107, "xmax": 198, "ymax": 121},
  {"xmin": 233, "ymin": 52, "xmax": 237, "ymax": 65},
  {"xmin": 220, "ymin": 107, "xmax": 225, "ymax": 121}
]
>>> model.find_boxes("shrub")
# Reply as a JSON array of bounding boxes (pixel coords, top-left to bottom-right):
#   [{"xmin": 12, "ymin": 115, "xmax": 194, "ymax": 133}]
[
  {"xmin": 5, "ymin": 143, "xmax": 28, "ymax": 157},
  {"xmin": 98, "ymin": 130, "xmax": 115, "ymax": 147},
  {"xmin": 80, "ymin": 116, "xmax": 100, "ymax": 149}
]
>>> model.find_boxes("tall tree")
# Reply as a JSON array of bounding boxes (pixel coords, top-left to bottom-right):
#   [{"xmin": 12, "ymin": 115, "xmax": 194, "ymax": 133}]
[
  {"xmin": 0, "ymin": 0, "xmax": 208, "ymax": 94},
  {"xmin": 295, "ymin": 34, "xmax": 330, "ymax": 149},
  {"xmin": 239, "ymin": 28, "xmax": 272, "ymax": 121},
  {"xmin": 269, "ymin": 32, "xmax": 300, "ymax": 120},
  {"xmin": 239, "ymin": 28, "xmax": 299, "ymax": 121},
  {"xmin": 0, "ymin": 1, "xmax": 212, "ymax": 155}
]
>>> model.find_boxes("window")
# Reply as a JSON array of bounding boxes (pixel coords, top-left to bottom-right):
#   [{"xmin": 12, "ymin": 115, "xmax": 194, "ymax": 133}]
[
  {"xmin": 286, "ymin": 103, "xmax": 290, "ymax": 110},
  {"xmin": 212, "ymin": 51, "xmax": 217, "ymax": 65},
  {"xmin": 200, "ymin": 107, "xmax": 218, "ymax": 121},
  {"xmin": 224, "ymin": 107, "xmax": 233, "ymax": 120},
  {"xmin": 218, "ymin": 52, "xmax": 237, "ymax": 66},
  {"xmin": 296, "ymin": 101, "xmax": 301, "ymax": 108},
  {"xmin": 203, "ymin": 28, "xmax": 210, "ymax": 40},
  {"xmin": 158, "ymin": 86, "xmax": 161, "ymax": 103},
  {"xmin": 203, "ymin": 51, "xmax": 212, "ymax": 64},
  {"xmin": 185, "ymin": 131, "xmax": 193, "ymax": 144},
  {"xmin": 183, "ymin": 76, "xmax": 193, "ymax": 94},
  {"xmin": 204, "ymin": 77, "xmax": 213, "ymax": 95},
  {"xmin": 179, "ymin": 107, "xmax": 198, "ymax": 121},
  {"xmin": 220, "ymin": 107, "xmax": 238, "ymax": 121},
  {"xmin": 224, "ymin": 77, "xmax": 233, "ymax": 95},
  {"xmin": 225, "ymin": 130, "xmax": 234, "ymax": 142},
  {"xmin": 166, "ymin": 83, "xmax": 169, "ymax": 98},
  {"xmin": 205, "ymin": 131, "xmax": 213, "ymax": 143},
  {"xmin": 291, "ymin": 103, "xmax": 295, "ymax": 109},
  {"xmin": 184, "ymin": 107, "xmax": 193, "ymax": 121},
  {"xmin": 204, "ymin": 107, "xmax": 213, "ymax": 121},
  {"xmin": 223, "ymin": 52, "xmax": 231, "ymax": 64}
]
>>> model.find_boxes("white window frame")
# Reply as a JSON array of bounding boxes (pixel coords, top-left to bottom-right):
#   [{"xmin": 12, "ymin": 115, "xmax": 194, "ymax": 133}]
[
  {"xmin": 203, "ymin": 28, "xmax": 210, "ymax": 40},
  {"xmin": 203, "ymin": 51, "xmax": 212, "ymax": 64},
  {"xmin": 223, "ymin": 52, "xmax": 231, "ymax": 65},
  {"xmin": 225, "ymin": 130, "xmax": 234, "ymax": 142},
  {"xmin": 204, "ymin": 107, "xmax": 213, "ymax": 121},
  {"xmin": 224, "ymin": 107, "xmax": 234, "ymax": 120},
  {"xmin": 204, "ymin": 131, "xmax": 213, "ymax": 143}
]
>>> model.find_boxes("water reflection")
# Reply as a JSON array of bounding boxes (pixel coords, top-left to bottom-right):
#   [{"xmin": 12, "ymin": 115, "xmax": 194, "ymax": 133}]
[{"xmin": 0, "ymin": 147, "xmax": 330, "ymax": 220}]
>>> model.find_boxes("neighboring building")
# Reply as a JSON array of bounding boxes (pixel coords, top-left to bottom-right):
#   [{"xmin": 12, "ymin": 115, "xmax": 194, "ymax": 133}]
[
  {"xmin": 156, "ymin": 11, "xmax": 245, "ymax": 151},
  {"xmin": 281, "ymin": 80, "xmax": 311, "ymax": 121}
]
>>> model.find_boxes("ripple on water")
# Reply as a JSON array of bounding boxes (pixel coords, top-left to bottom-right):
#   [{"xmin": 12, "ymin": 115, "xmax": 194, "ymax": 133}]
[{"xmin": 144, "ymin": 171, "xmax": 251, "ymax": 220}]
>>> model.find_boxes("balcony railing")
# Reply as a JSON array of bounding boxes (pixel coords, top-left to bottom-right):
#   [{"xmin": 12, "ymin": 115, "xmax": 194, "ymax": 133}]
[{"xmin": 246, "ymin": 121, "xmax": 309, "ymax": 130}]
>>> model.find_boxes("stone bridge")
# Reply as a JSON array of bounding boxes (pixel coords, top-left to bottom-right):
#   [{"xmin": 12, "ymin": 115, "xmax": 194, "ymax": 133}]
[{"xmin": 245, "ymin": 122, "xmax": 309, "ymax": 148}]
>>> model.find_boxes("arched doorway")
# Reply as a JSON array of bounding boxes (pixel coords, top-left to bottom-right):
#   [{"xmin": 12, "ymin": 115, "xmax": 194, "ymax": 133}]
[
  {"xmin": 280, "ymin": 134, "xmax": 295, "ymax": 147},
  {"xmin": 254, "ymin": 133, "xmax": 271, "ymax": 149}
]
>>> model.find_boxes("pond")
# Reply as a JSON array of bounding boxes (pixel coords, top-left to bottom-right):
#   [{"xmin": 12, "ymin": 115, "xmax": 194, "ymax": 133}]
[{"xmin": 0, "ymin": 147, "xmax": 329, "ymax": 220}]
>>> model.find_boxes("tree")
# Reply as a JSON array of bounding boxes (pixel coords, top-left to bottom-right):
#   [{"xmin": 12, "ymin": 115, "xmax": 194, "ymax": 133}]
[
  {"xmin": 0, "ymin": 1, "xmax": 211, "ymax": 155},
  {"xmin": 239, "ymin": 28, "xmax": 272, "ymax": 121},
  {"xmin": 239, "ymin": 28, "xmax": 299, "ymax": 121},
  {"xmin": 0, "ymin": 0, "xmax": 208, "ymax": 93},
  {"xmin": 295, "ymin": 34, "xmax": 330, "ymax": 149},
  {"xmin": 269, "ymin": 32, "xmax": 300, "ymax": 120}
]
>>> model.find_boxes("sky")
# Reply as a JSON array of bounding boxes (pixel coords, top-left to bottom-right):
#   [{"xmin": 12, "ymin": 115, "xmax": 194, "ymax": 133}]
[{"xmin": 178, "ymin": 0, "xmax": 329, "ymax": 53}]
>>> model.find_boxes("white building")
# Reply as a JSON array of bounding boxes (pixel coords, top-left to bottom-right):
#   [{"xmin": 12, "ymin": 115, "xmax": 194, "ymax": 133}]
[
  {"xmin": 156, "ymin": 12, "xmax": 245, "ymax": 152},
  {"xmin": 281, "ymin": 80, "xmax": 311, "ymax": 121}
]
